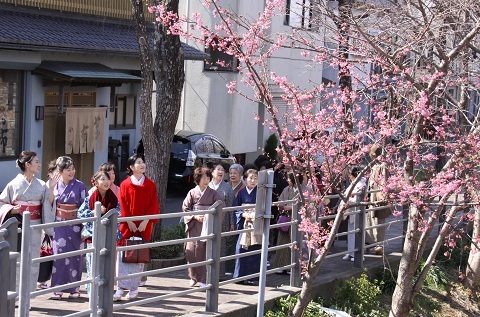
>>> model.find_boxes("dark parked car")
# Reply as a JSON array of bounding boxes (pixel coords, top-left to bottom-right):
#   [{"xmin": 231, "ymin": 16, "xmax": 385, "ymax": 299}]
[{"xmin": 134, "ymin": 130, "xmax": 236, "ymax": 188}]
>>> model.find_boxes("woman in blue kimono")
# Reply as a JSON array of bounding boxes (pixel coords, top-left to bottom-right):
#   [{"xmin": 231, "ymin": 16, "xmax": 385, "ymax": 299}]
[
  {"xmin": 49, "ymin": 156, "xmax": 87, "ymax": 300},
  {"xmin": 233, "ymin": 169, "xmax": 261, "ymax": 284}
]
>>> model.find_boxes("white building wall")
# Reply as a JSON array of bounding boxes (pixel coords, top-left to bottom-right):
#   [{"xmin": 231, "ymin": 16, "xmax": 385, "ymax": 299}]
[{"xmin": 180, "ymin": 0, "xmax": 325, "ymax": 162}]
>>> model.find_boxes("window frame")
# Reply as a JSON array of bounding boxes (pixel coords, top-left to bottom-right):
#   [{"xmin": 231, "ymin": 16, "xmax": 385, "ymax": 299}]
[
  {"xmin": 110, "ymin": 94, "xmax": 136, "ymax": 130},
  {"xmin": 203, "ymin": 38, "xmax": 239, "ymax": 73},
  {"xmin": 284, "ymin": 0, "xmax": 315, "ymax": 30},
  {"xmin": 0, "ymin": 69, "xmax": 23, "ymax": 160}
]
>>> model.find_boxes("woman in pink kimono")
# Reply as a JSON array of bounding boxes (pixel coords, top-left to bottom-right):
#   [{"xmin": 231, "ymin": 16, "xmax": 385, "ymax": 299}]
[
  {"xmin": 182, "ymin": 167, "xmax": 222, "ymax": 287},
  {"xmin": 0, "ymin": 151, "xmax": 53, "ymax": 297}
]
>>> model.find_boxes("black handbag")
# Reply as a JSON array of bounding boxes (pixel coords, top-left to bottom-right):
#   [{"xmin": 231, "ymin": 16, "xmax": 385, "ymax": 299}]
[{"xmin": 38, "ymin": 235, "xmax": 53, "ymax": 283}]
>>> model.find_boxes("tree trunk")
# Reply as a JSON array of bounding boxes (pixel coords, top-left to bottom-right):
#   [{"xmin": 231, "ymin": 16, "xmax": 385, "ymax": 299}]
[
  {"xmin": 292, "ymin": 269, "xmax": 319, "ymax": 316},
  {"xmin": 465, "ymin": 205, "xmax": 480, "ymax": 290},
  {"xmin": 131, "ymin": 0, "xmax": 185, "ymax": 240},
  {"xmin": 389, "ymin": 204, "xmax": 424, "ymax": 317},
  {"xmin": 151, "ymin": 0, "xmax": 185, "ymax": 239}
]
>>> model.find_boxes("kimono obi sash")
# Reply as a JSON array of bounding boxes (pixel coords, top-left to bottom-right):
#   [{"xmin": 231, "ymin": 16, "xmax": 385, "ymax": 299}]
[
  {"xmin": 14, "ymin": 201, "xmax": 42, "ymax": 220},
  {"xmin": 193, "ymin": 204, "xmax": 211, "ymax": 211},
  {"xmin": 56, "ymin": 203, "xmax": 78, "ymax": 220}
]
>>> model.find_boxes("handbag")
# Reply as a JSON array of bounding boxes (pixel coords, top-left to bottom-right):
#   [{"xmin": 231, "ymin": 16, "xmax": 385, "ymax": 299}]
[
  {"xmin": 122, "ymin": 236, "xmax": 150, "ymax": 263},
  {"xmin": 38, "ymin": 235, "xmax": 53, "ymax": 283},
  {"xmin": 277, "ymin": 213, "xmax": 291, "ymax": 232}
]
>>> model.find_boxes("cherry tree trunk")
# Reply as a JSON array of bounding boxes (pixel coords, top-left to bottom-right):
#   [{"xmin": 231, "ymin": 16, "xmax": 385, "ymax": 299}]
[
  {"xmin": 389, "ymin": 204, "xmax": 425, "ymax": 317},
  {"xmin": 465, "ymin": 206, "xmax": 480, "ymax": 290},
  {"xmin": 292, "ymin": 266, "xmax": 321, "ymax": 317}
]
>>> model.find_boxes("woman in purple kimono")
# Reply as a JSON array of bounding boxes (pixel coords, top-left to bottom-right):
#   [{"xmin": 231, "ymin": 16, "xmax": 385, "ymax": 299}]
[
  {"xmin": 49, "ymin": 156, "xmax": 87, "ymax": 300},
  {"xmin": 182, "ymin": 167, "xmax": 222, "ymax": 288}
]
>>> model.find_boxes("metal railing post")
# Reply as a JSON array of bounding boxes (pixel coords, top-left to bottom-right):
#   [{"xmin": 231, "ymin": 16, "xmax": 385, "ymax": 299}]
[
  {"xmin": 89, "ymin": 201, "xmax": 102, "ymax": 316},
  {"xmin": 98, "ymin": 208, "xmax": 117, "ymax": 317},
  {"xmin": 205, "ymin": 201, "xmax": 222, "ymax": 312},
  {"xmin": 290, "ymin": 201, "xmax": 302, "ymax": 287},
  {"xmin": 256, "ymin": 169, "xmax": 273, "ymax": 317},
  {"xmin": 0, "ymin": 240, "xmax": 11, "ymax": 317},
  {"xmin": 19, "ymin": 212, "xmax": 32, "ymax": 316},
  {"xmin": 1, "ymin": 218, "xmax": 18, "ymax": 317},
  {"xmin": 353, "ymin": 193, "xmax": 365, "ymax": 268}
]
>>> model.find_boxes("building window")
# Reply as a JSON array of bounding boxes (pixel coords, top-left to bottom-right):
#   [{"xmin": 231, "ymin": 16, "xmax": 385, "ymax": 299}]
[
  {"xmin": 204, "ymin": 38, "xmax": 239, "ymax": 72},
  {"xmin": 0, "ymin": 69, "xmax": 22, "ymax": 158},
  {"xmin": 110, "ymin": 95, "xmax": 136, "ymax": 129},
  {"xmin": 284, "ymin": 0, "xmax": 316, "ymax": 29},
  {"xmin": 45, "ymin": 91, "xmax": 96, "ymax": 110}
]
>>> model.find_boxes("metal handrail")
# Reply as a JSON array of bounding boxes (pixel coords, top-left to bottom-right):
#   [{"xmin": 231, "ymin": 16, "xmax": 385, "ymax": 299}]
[{"xmin": 8, "ymin": 175, "xmax": 451, "ymax": 317}]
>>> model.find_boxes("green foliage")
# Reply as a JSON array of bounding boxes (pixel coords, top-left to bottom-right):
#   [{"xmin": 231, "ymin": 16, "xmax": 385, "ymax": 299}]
[
  {"xmin": 422, "ymin": 263, "xmax": 449, "ymax": 290},
  {"xmin": 150, "ymin": 223, "xmax": 186, "ymax": 259},
  {"xmin": 264, "ymin": 133, "xmax": 279, "ymax": 161},
  {"xmin": 326, "ymin": 273, "xmax": 383, "ymax": 317},
  {"xmin": 264, "ymin": 294, "xmax": 333, "ymax": 317},
  {"xmin": 375, "ymin": 268, "xmax": 398, "ymax": 295}
]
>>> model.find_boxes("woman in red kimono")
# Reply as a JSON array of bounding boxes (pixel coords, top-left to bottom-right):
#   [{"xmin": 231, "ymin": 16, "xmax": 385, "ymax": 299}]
[{"xmin": 114, "ymin": 153, "xmax": 160, "ymax": 301}]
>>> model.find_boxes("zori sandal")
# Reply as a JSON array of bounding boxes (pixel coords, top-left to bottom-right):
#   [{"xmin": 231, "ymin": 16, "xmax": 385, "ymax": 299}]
[
  {"xmin": 50, "ymin": 292, "xmax": 63, "ymax": 300},
  {"xmin": 68, "ymin": 292, "xmax": 81, "ymax": 299}
]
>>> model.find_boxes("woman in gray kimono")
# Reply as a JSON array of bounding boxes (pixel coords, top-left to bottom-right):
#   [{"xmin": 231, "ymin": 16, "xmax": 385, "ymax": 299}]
[
  {"xmin": 275, "ymin": 173, "xmax": 307, "ymax": 273},
  {"xmin": 209, "ymin": 163, "xmax": 235, "ymax": 276},
  {"xmin": 0, "ymin": 151, "xmax": 54, "ymax": 295},
  {"xmin": 183, "ymin": 167, "xmax": 222, "ymax": 287},
  {"xmin": 228, "ymin": 164, "xmax": 245, "ymax": 196}
]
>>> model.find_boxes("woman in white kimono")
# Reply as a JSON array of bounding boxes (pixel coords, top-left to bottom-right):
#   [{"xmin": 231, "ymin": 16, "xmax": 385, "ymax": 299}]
[
  {"xmin": 0, "ymin": 151, "xmax": 54, "ymax": 296},
  {"xmin": 340, "ymin": 166, "xmax": 367, "ymax": 261}
]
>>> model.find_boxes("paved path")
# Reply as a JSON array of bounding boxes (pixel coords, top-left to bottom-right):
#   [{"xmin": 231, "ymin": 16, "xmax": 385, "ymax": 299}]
[{"xmin": 24, "ymin": 216, "xmax": 413, "ymax": 317}]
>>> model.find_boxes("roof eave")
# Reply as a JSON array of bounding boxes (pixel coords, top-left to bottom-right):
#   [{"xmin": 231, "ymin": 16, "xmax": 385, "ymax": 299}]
[{"xmin": 0, "ymin": 42, "xmax": 208, "ymax": 61}]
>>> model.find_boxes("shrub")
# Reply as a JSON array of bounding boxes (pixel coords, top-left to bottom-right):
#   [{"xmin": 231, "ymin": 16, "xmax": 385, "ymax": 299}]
[
  {"xmin": 375, "ymin": 268, "xmax": 398, "ymax": 295},
  {"xmin": 422, "ymin": 263, "xmax": 449, "ymax": 290},
  {"xmin": 264, "ymin": 294, "xmax": 333, "ymax": 317},
  {"xmin": 326, "ymin": 273, "xmax": 383, "ymax": 317},
  {"xmin": 150, "ymin": 223, "xmax": 186, "ymax": 259}
]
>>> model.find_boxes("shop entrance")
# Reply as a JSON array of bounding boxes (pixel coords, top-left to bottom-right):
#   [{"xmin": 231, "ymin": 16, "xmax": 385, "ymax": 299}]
[{"xmin": 42, "ymin": 91, "xmax": 95, "ymax": 186}]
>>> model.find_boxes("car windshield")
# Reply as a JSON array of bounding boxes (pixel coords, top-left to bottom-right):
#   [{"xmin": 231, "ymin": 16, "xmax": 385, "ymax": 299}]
[
  {"xmin": 195, "ymin": 137, "xmax": 214, "ymax": 153},
  {"xmin": 212, "ymin": 139, "xmax": 226, "ymax": 154}
]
